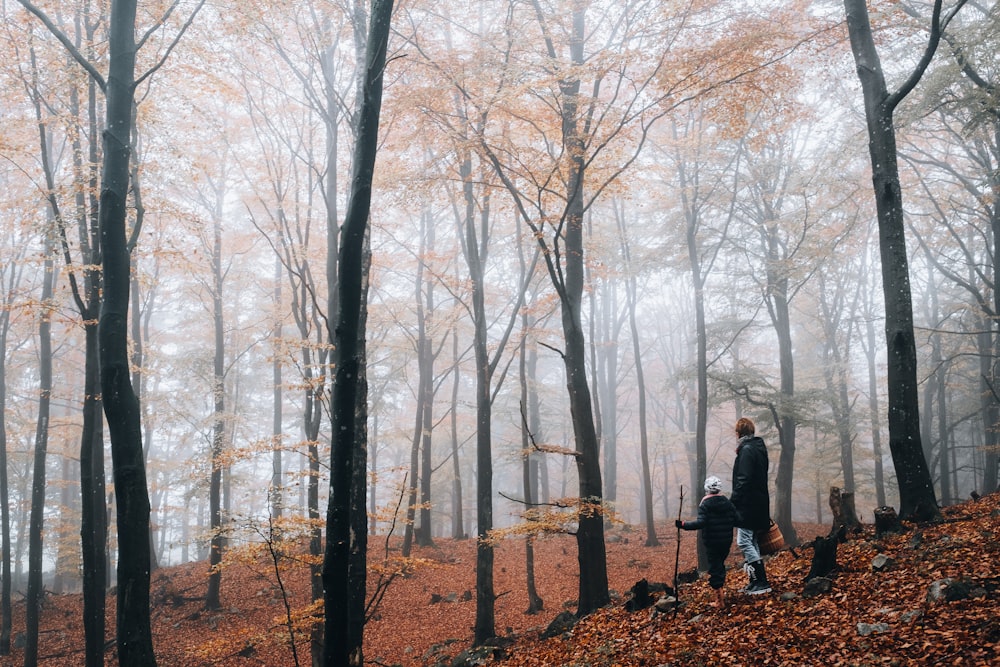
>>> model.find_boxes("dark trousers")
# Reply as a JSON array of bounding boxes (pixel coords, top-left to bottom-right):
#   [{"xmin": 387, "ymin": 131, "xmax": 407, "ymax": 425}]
[{"xmin": 705, "ymin": 541, "xmax": 732, "ymax": 589}]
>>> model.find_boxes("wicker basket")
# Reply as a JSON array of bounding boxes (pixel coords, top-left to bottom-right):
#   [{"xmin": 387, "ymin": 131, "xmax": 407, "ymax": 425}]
[{"xmin": 759, "ymin": 520, "xmax": 785, "ymax": 555}]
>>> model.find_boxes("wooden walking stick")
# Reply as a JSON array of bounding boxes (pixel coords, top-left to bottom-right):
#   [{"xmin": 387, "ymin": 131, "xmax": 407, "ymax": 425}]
[{"xmin": 673, "ymin": 485, "xmax": 684, "ymax": 615}]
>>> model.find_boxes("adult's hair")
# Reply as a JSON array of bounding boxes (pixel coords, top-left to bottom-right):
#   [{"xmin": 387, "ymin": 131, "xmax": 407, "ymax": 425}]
[{"xmin": 735, "ymin": 417, "xmax": 755, "ymax": 438}]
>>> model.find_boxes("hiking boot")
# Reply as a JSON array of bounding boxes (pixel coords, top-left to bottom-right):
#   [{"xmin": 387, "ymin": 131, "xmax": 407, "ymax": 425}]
[
  {"xmin": 745, "ymin": 560, "xmax": 771, "ymax": 595},
  {"xmin": 740, "ymin": 561, "xmax": 755, "ymax": 592}
]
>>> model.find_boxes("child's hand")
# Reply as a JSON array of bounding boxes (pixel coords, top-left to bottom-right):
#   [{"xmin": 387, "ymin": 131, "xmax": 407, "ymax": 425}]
[{"xmin": 675, "ymin": 519, "xmax": 684, "ymax": 529}]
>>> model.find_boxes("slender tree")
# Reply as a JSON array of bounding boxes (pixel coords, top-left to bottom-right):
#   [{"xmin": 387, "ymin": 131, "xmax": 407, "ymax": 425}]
[
  {"xmin": 0, "ymin": 238, "xmax": 22, "ymax": 655},
  {"xmin": 323, "ymin": 0, "xmax": 394, "ymax": 664},
  {"xmin": 616, "ymin": 201, "xmax": 659, "ymax": 547},
  {"xmin": 24, "ymin": 226, "xmax": 56, "ymax": 667},
  {"xmin": 15, "ymin": 2, "xmax": 205, "ymax": 661}
]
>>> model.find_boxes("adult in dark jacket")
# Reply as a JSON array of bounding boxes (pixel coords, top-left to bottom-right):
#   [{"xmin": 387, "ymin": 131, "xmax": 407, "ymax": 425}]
[
  {"xmin": 730, "ymin": 417, "xmax": 772, "ymax": 594},
  {"xmin": 676, "ymin": 475, "xmax": 739, "ymax": 607}
]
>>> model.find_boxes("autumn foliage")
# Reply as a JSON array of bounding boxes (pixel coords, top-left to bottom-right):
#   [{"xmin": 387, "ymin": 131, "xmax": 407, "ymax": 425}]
[{"xmin": 0, "ymin": 492, "xmax": 995, "ymax": 665}]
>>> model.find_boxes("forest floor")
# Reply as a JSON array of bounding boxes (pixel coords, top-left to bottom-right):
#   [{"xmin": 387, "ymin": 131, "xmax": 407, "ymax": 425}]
[{"xmin": 5, "ymin": 492, "xmax": 999, "ymax": 666}]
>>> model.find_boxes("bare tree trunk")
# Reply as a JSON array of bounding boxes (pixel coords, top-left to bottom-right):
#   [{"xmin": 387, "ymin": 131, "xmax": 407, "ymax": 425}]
[
  {"xmin": 206, "ymin": 196, "xmax": 227, "ymax": 612},
  {"xmin": 272, "ymin": 258, "xmax": 284, "ymax": 519},
  {"xmin": 99, "ymin": 2, "xmax": 157, "ymax": 659},
  {"xmin": 557, "ymin": 2, "xmax": 610, "ymax": 617},
  {"xmin": 417, "ymin": 211, "xmax": 436, "ymax": 548},
  {"xmin": 520, "ymin": 325, "xmax": 544, "ymax": 615},
  {"xmin": 861, "ymin": 252, "xmax": 887, "ymax": 508},
  {"xmin": 843, "ymin": 0, "xmax": 961, "ymax": 520},
  {"xmin": 24, "ymin": 236, "xmax": 56, "ymax": 667},
  {"xmin": 817, "ymin": 271, "xmax": 857, "ymax": 496},
  {"xmin": 618, "ymin": 205, "xmax": 658, "ymax": 547},
  {"xmin": 0, "ymin": 249, "xmax": 17, "ymax": 655},
  {"xmin": 323, "ymin": 1, "xmax": 393, "ymax": 663},
  {"xmin": 449, "ymin": 332, "xmax": 466, "ymax": 540}
]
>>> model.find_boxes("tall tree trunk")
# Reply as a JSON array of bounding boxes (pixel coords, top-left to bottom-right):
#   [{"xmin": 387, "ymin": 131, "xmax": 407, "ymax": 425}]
[
  {"xmin": 206, "ymin": 200, "xmax": 226, "ymax": 611},
  {"xmin": 323, "ymin": 1, "xmax": 393, "ymax": 663},
  {"xmin": 817, "ymin": 273, "xmax": 857, "ymax": 496},
  {"xmin": 988, "ymin": 208, "xmax": 1000, "ymax": 492},
  {"xmin": 461, "ymin": 154, "xmax": 496, "ymax": 645},
  {"xmin": 556, "ymin": 2, "xmax": 610, "ymax": 618},
  {"xmin": 675, "ymin": 123, "xmax": 712, "ymax": 567},
  {"xmin": 72, "ymin": 49, "xmax": 109, "ymax": 663},
  {"xmin": 597, "ymin": 281, "xmax": 619, "ymax": 506},
  {"xmin": 97, "ymin": 1, "xmax": 157, "ymax": 660},
  {"xmin": 618, "ymin": 207, "xmax": 658, "ymax": 547},
  {"xmin": 766, "ymin": 242, "xmax": 799, "ymax": 545},
  {"xmin": 843, "ymin": 0, "xmax": 957, "ymax": 520},
  {"xmin": 0, "ymin": 290, "xmax": 12, "ymax": 656},
  {"xmin": 449, "ymin": 331, "xmax": 466, "ymax": 540},
  {"xmin": 0, "ymin": 250, "xmax": 17, "ymax": 655},
  {"xmin": 29, "ymin": 27, "xmax": 108, "ymax": 660},
  {"xmin": 861, "ymin": 249, "xmax": 887, "ymax": 507},
  {"xmin": 401, "ymin": 388, "xmax": 422, "ymax": 558},
  {"xmin": 272, "ymin": 257, "xmax": 284, "ymax": 520},
  {"xmin": 417, "ymin": 211, "xmax": 436, "ymax": 548},
  {"xmin": 307, "ymin": 386, "xmax": 323, "ymax": 667},
  {"xmin": 520, "ymin": 318, "xmax": 544, "ymax": 615},
  {"xmin": 24, "ymin": 237, "xmax": 55, "ymax": 667}
]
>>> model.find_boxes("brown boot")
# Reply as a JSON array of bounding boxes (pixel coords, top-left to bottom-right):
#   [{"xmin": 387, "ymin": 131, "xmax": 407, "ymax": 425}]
[{"xmin": 714, "ymin": 588, "xmax": 725, "ymax": 608}]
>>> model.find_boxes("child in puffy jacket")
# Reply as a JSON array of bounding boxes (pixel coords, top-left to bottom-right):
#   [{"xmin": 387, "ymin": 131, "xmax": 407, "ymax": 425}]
[{"xmin": 675, "ymin": 475, "xmax": 739, "ymax": 608}]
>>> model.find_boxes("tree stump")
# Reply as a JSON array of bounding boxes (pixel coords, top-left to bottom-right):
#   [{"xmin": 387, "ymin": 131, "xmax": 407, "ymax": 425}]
[
  {"xmin": 829, "ymin": 487, "xmax": 861, "ymax": 535},
  {"xmin": 805, "ymin": 524, "xmax": 847, "ymax": 581},
  {"xmin": 625, "ymin": 578, "xmax": 653, "ymax": 611},
  {"xmin": 874, "ymin": 506, "xmax": 902, "ymax": 537}
]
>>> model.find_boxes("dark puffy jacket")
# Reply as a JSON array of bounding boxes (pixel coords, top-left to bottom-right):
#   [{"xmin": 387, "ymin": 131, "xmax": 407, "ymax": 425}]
[
  {"xmin": 731, "ymin": 435, "xmax": 770, "ymax": 530},
  {"xmin": 681, "ymin": 494, "xmax": 738, "ymax": 552}
]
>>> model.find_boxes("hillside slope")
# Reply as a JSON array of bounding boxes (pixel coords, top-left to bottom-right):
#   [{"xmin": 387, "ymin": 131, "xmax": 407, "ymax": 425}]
[
  {"xmin": 5, "ymin": 494, "xmax": 998, "ymax": 665},
  {"xmin": 488, "ymin": 493, "xmax": 1000, "ymax": 667}
]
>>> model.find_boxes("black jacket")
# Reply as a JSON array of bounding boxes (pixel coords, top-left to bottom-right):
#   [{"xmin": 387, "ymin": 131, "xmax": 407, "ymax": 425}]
[
  {"xmin": 681, "ymin": 493, "xmax": 738, "ymax": 552},
  {"xmin": 731, "ymin": 435, "xmax": 770, "ymax": 530}
]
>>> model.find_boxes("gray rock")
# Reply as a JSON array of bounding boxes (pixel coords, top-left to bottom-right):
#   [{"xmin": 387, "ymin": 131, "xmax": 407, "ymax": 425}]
[
  {"xmin": 926, "ymin": 578, "xmax": 953, "ymax": 603},
  {"xmin": 925, "ymin": 578, "xmax": 971, "ymax": 603},
  {"xmin": 857, "ymin": 622, "xmax": 890, "ymax": 637},
  {"xmin": 541, "ymin": 610, "xmax": 578, "ymax": 638},
  {"xmin": 802, "ymin": 576, "xmax": 833, "ymax": 598},
  {"xmin": 450, "ymin": 645, "xmax": 497, "ymax": 667},
  {"xmin": 654, "ymin": 595, "xmax": 678, "ymax": 612},
  {"xmin": 871, "ymin": 553, "xmax": 895, "ymax": 572}
]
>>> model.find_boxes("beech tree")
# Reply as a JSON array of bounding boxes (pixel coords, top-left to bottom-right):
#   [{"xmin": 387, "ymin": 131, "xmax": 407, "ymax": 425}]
[
  {"xmin": 323, "ymin": 0, "xmax": 394, "ymax": 664},
  {"xmin": 899, "ymin": 2, "xmax": 1000, "ymax": 495},
  {"xmin": 16, "ymin": 0, "xmax": 206, "ymax": 661},
  {"xmin": 0, "ymin": 244, "xmax": 22, "ymax": 655},
  {"xmin": 9, "ymin": 6, "xmax": 109, "ymax": 659},
  {"xmin": 24, "ymin": 226, "xmax": 56, "ymax": 667},
  {"xmin": 615, "ymin": 201, "xmax": 659, "ymax": 547},
  {"xmin": 843, "ymin": 0, "xmax": 968, "ymax": 520}
]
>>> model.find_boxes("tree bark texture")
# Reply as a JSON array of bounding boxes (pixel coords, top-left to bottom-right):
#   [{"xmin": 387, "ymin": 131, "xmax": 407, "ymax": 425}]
[
  {"xmin": 206, "ymin": 212, "xmax": 226, "ymax": 611},
  {"xmin": 98, "ymin": 1, "xmax": 156, "ymax": 662},
  {"xmin": 461, "ymin": 154, "xmax": 497, "ymax": 644},
  {"xmin": 24, "ymin": 243, "xmax": 54, "ymax": 667},
  {"xmin": 844, "ymin": 0, "xmax": 942, "ymax": 520},
  {"xmin": 559, "ymin": 3, "xmax": 610, "ymax": 618},
  {"xmin": 323, "ymin": 1, "xmax": 393, "ymax": 664},
  {"xmin": 0, "ymin": 265, "xmax": 14, "ymax": 655}
]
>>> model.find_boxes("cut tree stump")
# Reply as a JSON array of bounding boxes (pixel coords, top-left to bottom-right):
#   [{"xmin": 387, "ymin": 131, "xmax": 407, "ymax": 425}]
[
  {"xmin": 874, "ymin": 506, "xmax": 902, "ymax": 537},
  {"xmin": 829, "ymin": 486, "xmax": 861, "ymax": 535},
  {"xmin": 805, "ymin": 524, "xmax": 847, "ymax": 582}
]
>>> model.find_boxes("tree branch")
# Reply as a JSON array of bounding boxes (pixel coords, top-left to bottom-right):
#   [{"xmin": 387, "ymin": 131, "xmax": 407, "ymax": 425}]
[{"xmin": 16, "ymin": 0, "xmax": 106, "ymax": 91}]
